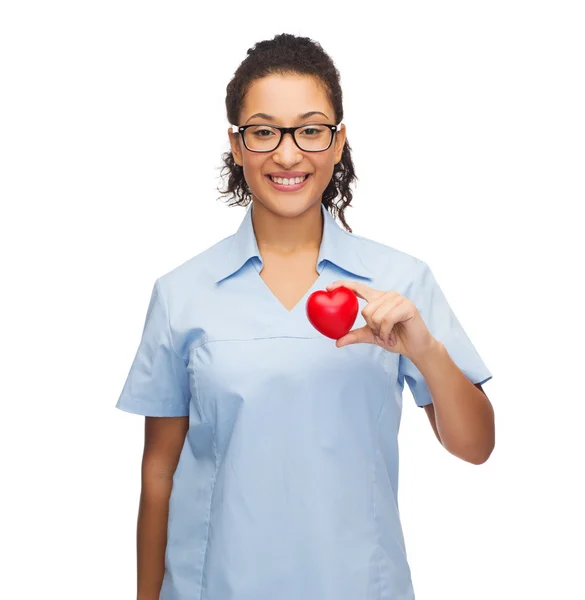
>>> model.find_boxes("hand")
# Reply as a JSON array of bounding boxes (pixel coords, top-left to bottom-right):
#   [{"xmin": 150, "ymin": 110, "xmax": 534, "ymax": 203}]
[{"xmin": 326, "ymin": 280, "xmax": 437, "ymax": 360}]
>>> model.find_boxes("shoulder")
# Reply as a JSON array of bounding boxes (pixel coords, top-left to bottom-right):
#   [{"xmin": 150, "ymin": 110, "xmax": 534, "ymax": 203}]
[
  {"xmin": 348, "ymin": 229, "xmax": 427, "ymax": 285},
  {"xmin": 156, "ymin": 234, "xmax": 234, "ymax": 292},
  {"xmin": 146, "ymin": 233, "xmax": 236, "ymax": 322},
  {"xmin": 144, "ymin": 235, "xmax": 236, "ymax": 357}
]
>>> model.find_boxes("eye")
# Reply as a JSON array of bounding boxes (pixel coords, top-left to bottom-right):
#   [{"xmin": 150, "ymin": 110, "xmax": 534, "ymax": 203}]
[
  {"xmin": 299, "ymin": 126, "xmax": 324, "ymax": 136},
  {"xmin": 249, "ymin": 126, "xmax": 277, "ymax": 137}
]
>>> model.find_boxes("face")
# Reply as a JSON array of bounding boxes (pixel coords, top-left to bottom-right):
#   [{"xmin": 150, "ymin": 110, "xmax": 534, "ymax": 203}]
[{"xmin": 228, "ymin": 73, "xmax": 347, "ymax": 218}]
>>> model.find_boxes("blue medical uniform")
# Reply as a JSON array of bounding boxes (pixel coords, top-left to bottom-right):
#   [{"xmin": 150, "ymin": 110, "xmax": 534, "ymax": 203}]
[{"xmin": 116, "ymin": 202, "xmax": 492, "ymax": 600}]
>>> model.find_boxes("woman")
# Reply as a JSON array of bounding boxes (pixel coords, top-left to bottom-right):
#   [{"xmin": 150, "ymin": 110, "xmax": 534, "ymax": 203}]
[{"xmin": 116, "ymin": 33, "xmax": 495, "ymax": 600}]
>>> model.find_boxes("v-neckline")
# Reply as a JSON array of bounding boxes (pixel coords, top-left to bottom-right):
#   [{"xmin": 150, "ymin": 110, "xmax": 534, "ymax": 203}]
[{"xmin": 255, "ymin": 260, "xmax": 327, "ymax": 317}]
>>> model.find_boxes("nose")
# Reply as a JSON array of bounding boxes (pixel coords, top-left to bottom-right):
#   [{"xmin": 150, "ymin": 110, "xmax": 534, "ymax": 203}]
[{"xmin": 272, "ymin": 132, "xmax": 303, "ymax": 167}]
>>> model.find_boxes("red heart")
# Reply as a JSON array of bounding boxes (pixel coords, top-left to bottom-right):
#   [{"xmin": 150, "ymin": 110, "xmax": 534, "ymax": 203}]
[{"xmin": 306, "ymin": 286, "xmax": 359, "ymax": 340}]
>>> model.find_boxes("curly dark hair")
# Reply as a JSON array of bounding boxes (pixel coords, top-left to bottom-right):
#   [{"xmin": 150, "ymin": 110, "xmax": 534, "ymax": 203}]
[{"xmin": 217, "ymin": 33, "xmax": 358, "ymax": 232}]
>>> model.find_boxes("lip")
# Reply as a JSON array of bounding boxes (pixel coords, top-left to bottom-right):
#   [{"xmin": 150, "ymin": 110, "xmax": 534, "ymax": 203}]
[
  {"xmin": 267, "ymin": 171, "xmax": 310, "ymax": 178},
  {"xmin": 265, "ymin": 173, "xmax": 311, "ymax": 192}
]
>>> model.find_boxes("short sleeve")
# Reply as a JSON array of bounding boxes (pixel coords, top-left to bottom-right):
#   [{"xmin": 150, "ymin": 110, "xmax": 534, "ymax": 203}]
[
  {"xmin": 399, "ymin": 260, "xmax": 493, "ymax": 408},
  {"xmin": 116, "ymin": 279, "xmax": 190, "ymax": 417}
]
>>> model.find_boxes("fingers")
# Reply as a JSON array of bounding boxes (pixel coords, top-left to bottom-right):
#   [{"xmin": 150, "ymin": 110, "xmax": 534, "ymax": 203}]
[
  {"xmin": 326, "ymin": 281, "xmax": 404, "ymax": 349},
  {"xmin": 337, "ymin": 294, "xmax": 400, "ymax": 348},
  {"xmin": 378, "ymin": 299, "xmax": 409, "ymax": 346},
  {"xmin": 326, "ymin": 280, "xmax": 383, "ymax": 303},
  {"xmin": 360, "ymin": 292, "xmax": 388, "ymax": 325},
  {"xmin": 371, "ymin": 302, "xmax": 395, "ymax": 343},
  {"xmin": 377, "ymin": 304, "xmax": 398, "ymax": 345},
  {"xmin": 363, "ymin": 292, "xmax": 401, "ymax": 334},
  {"xmin": 336, "ymin": 325, "xmax": 373, "ymax": 347}
]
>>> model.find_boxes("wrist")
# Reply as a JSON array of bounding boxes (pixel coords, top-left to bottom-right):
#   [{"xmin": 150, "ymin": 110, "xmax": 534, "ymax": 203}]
[{"xmin": 409, "ymin": 338, "xmax": 444, "ymax": 368}]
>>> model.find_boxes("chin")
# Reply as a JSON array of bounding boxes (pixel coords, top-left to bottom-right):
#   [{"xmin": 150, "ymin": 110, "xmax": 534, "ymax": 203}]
[{"xmin": 256, "ymin": 195, "xmax": 321, "ymax": 218}]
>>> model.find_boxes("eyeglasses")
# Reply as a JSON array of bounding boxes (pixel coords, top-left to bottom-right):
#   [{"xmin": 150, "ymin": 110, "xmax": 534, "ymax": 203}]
[{"xmin": 231, "ymin": 123, "xmax": 342, "ymax": 153}]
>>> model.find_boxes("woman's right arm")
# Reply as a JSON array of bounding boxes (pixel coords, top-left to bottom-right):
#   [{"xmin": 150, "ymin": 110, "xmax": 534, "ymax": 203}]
[{"xmin": 137, "ymin": 416, "xmax": 189, "ymax": 600}]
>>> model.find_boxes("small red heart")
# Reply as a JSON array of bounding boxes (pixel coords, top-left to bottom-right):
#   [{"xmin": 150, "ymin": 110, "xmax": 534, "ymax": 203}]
[{"xmin": 306, "ymin": 286, "xmax": 359, "ymax": 340}]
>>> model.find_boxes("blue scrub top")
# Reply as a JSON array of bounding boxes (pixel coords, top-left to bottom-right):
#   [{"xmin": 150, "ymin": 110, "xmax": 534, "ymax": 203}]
[{"xmin": 116, "ymin": 203, "xmax": 492, "ymax": 600}]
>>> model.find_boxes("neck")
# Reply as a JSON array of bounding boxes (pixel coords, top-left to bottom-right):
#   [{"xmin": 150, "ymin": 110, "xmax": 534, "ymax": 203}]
[{"xmin": 251, "ymin": 199, "xmax": 323, "ymax": 257}]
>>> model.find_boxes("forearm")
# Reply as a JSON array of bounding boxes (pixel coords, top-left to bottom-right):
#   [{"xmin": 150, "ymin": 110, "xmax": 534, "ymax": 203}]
[
  {"xmin": 411, "ymin": 340, "xmax": 495, "ymax": 464},
  {"xmin": 137, "ymin": 474, "xmax": 173, "ymax": 600}
]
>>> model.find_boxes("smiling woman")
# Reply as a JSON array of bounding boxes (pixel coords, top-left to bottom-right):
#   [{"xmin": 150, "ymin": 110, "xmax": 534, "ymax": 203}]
[
  {"xmin": 116, "ymin": 32, "xmax": 494, "ymax": 600},
  {"xmin": 218, "ymin": 35, "xmax": 356, "ymax": 233},
  {"xmin": 225, "ymin": 72, "xmax": 347, "ymax": 226}
]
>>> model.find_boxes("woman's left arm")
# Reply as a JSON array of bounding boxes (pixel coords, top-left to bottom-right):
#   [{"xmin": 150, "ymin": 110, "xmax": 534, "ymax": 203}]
[
  {"xmin": 411, "ymin": 340, "xmax": 495, "ymax": 464},
  {"xmin": 326, "ymin": 279, "xmax": 495, "ymax": 465}
]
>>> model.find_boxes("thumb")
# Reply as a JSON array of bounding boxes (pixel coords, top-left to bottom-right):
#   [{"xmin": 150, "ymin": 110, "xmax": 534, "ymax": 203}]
[{"xmin": 335, "ymin": 325, "xmax": 373, "ymax": 348}]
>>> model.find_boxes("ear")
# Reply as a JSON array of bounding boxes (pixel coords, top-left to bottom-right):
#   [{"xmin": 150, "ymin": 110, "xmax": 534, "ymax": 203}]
[
  {"xmin": 227, "ymin": 128, "xmax": 244, "ymax": 167},
  {"xmin": 333, "ymin": 123, "xmax": 347, "ymax": 164}
]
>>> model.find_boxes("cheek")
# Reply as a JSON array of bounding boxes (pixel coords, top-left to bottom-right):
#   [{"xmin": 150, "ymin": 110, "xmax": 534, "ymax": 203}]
[
  {"xmin": 319, "ymin": 147, "xmax": 337, "ymax": 168},
  {"xmin": 312, "ymin": 156, "xmax": 335, "ymax": 181},
  {"xmin": 243, "ymin": 155, "xmax": 266, "ymax": 174}
]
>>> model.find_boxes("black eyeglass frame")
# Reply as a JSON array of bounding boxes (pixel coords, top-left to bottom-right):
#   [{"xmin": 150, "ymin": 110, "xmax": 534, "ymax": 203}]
[{"xmin": 231, "ymin": 123, "xmax": 342, "ymax": 153}]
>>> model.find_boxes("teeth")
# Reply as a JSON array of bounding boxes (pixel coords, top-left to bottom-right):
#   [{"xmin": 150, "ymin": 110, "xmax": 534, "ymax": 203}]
[{"xmin": 269, "ymin": 175, "xmax": 307, "ymax": 185}]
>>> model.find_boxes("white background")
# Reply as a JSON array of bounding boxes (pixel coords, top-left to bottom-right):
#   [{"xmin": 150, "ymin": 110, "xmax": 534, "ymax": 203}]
[{"xmin": 1, "ymin": 1, "xmax": 584, "ymax": 598}]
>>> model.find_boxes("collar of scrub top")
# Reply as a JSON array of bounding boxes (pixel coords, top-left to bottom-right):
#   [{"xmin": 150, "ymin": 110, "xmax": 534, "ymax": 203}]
[{"xmin": 213, "ymin": 203, "xmax": 374, "ymax": 284}]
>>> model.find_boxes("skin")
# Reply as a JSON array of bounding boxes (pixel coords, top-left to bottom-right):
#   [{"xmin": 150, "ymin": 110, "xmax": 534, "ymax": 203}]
[
  {"xmin": 138, "ymin": 416, "xmax": 188, "ymax": 600},
  {"xmin": 227, "ymin": 73, "xmax": 346, "ymax": 261}
]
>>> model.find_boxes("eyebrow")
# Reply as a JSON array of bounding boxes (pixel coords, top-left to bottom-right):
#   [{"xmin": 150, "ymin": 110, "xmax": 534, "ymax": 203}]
[{"xmin": 245, "ymin": 111, "xmax": 329, "ymax": 124}]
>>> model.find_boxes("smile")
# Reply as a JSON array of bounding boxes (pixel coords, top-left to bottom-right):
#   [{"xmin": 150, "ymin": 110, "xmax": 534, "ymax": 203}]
[{"xmin": 265, "ymin": 174, "xmax": 311, "ymax": 191}]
